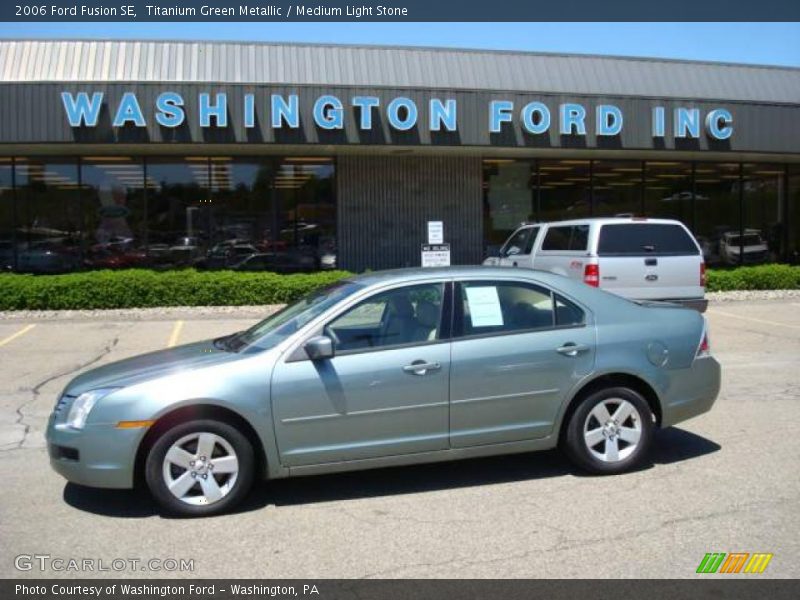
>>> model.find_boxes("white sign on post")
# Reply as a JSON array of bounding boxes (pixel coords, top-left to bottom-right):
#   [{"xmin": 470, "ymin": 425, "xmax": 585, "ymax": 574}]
[
  {"xmin": 421, "ymin": 244, "xmax": 451, "ymax": 268},
  {"xmin": 427, "ymin": 221, "xmax": 444, "ymax": 244}
]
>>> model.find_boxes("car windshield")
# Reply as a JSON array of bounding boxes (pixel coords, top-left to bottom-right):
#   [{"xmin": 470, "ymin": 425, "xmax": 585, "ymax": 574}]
[
  {"xmin": 728, "ymin": 235, "xmax": 763, "ymax": 247},
  {"xmin": 222, "ymin": 280, "xmax": 363, "ymax": 353}
]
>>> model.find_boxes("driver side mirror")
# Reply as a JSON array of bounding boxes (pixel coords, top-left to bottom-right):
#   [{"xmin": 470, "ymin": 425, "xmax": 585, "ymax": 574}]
[{"xmin": 305, "ymin": 335, "xmax": 334, "ymax": 360}]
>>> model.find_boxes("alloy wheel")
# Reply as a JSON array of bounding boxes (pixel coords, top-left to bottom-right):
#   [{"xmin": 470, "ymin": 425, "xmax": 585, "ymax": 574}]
[
  {"xmin": 583, "ymin": 398, "xmax": 642, "ymax": 463},
  {"xmin": 161, "ymin": 432, "xmax": 239, "ymax": 506}
]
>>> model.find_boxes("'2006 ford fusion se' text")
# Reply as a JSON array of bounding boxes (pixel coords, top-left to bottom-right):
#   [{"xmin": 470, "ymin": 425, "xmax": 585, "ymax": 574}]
[{"xmin": 47, "ymin": 267, "xmax": 720, "ymax": 516}]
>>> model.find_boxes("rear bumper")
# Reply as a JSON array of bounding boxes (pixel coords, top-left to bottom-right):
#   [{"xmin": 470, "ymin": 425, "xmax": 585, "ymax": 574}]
[
  {"xmin": 660, "ymin": 356, "xmax": 721, "ymax": 428},
  {"xmin": 670, "ymin": 298, "xmax": 708, "ymax": 313}
]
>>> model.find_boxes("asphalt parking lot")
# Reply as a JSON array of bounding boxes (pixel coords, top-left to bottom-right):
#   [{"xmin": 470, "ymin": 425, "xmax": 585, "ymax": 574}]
[{"xmin": 0, "ymin": 298, "xmax": 798, "ymax": 579}]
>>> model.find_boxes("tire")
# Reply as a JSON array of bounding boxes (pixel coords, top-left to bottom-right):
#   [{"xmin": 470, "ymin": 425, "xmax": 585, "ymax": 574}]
[
  {"xmin": 145, "ymin": 419, "xmax": 255, "ymax": 517},
  {"xmin": 564, "ymin": 386, "xmax": 654, "ymax": 475}
]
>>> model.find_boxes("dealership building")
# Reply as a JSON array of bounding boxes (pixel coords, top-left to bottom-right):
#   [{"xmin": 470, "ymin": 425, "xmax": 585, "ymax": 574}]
[{"xmin": 0, "ymin": 39, "xmax": 798, "ymax": 273}]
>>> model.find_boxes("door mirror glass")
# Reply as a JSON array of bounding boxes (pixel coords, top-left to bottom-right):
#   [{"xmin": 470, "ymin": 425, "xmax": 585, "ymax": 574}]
[{"xmin": 305, "ymin": 335, "xmax": 334, "ymax": 360}]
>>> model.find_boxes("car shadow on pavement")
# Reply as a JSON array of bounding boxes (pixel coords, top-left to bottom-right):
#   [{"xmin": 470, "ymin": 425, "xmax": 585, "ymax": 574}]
[
  {"xmin": 63, "ymin": 483, "xmax": 157, "ymax": 517},
  {"xmin": 62, "ymin": 426, "xmax": 719, "ymax": 518}
]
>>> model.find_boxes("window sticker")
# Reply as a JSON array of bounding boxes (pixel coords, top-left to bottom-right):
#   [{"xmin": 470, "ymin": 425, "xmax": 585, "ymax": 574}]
[{"xmin": 465, "ymin": 286, "xmax": 504, "ymax": 327}]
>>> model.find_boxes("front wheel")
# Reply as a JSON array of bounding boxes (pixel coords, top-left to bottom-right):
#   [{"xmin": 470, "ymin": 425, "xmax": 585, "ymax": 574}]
[
  {"xmin": 145, "ymin": 419, "xmax": 255, "ymax": 517},
  {"xmin": 564, "ymin": 387, "xmax": 654, "ymax": 474}
]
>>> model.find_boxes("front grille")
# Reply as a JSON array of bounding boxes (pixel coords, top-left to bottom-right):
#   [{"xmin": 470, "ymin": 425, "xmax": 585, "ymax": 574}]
[{"xmin": 53, "ymin": 394, "xmax": 75, "ymax": 416}]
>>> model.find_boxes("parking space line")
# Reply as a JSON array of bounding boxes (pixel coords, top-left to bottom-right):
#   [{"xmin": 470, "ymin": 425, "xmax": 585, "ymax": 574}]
[
  {"xmin": 707, "ymin": 309, "xmax": 800, "ymax": 330},
  {"xmin": 0, "ymin": 324, "xmax": 36, "ymax": 348},
  {"xmin": 167, "ymin": 320, "xmax": 184, "ymax": 348}
]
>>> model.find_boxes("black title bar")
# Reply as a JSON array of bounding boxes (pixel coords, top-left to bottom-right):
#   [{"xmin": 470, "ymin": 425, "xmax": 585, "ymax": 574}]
[
  {"xmin": 5, "ymin": 580, "xmax": 800, "ymax": 600},
  {"xmin": 3, "ymin": 0, "xmax": 800, "ymax": 21}
]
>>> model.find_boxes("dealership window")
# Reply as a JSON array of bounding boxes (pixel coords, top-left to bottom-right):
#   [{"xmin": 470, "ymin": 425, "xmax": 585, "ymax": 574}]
[
  {"xmin": 592, "ymin": 160, "xmax": 643, "ymax": 217},
  {"xmin": 742, "ymin": 163, "xmax": 785, "ymax": 265},
  {"xmin": 81, "ymin": 157, "xmax": 147, "ymax": 270},
  {"xmin": 2, "ymin": 156, "xmax": 337, "ymax": 274},
  {"xmin": 693, "ymin": 162, "xmax": 741, "ymax": 267},
  {"xmin": 0, "ymin": 160, "xmax": 12, "ymax": 270},
  {"xmin": 14, "ymin": 159, "xmax": 82, "ymax": 274},
  {"xmin": 538, "ymin": 159, "xmax": 591, "ymax": 222},
  {"xmin": 644, "ymin": 161, "xmax": 694, "ymax": 225},
  {"xmin": 145, "ymin": 158, "xmax": 213, "ymax": 268},
  {"xmin": 482, "ymin": 159, "xmax": 534, "ymax": 256},
  {"xmin": 274, "ymin": 158, "xmax": 337, "ymax": 272},
  {"xmin": 203, "ymin": 158, "xmax": 277, "ymax": 270}
]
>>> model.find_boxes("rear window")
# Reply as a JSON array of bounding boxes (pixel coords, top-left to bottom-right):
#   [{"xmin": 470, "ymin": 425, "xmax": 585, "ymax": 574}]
[
  {"xmin": 541, "ymin": 225, "xmax": 590, "ymax": 251},
  {"xmin": 597, "ymin": 224, "xmax": 699, "ymax": 257}
]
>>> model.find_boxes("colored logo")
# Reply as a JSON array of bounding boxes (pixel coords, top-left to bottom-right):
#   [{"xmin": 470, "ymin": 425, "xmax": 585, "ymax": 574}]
[{"xmin": 696, "ymin": 552, "xmax": 773, "ymax": 574}]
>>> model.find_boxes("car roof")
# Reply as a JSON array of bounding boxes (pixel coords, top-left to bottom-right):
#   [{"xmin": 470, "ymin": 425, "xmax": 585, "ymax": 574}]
[
  {"xmin": 347, "ymin": 265, "xmax": 583, "ymax": 290},
  {"xmin": 517, "ymin": 217, "xmax": 685, "ymax": 228}
]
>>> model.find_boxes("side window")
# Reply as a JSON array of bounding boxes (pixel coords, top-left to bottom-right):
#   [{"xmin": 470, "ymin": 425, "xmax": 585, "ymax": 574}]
[
  {"xmin": 326, "ymin": 283, "xmax": 444, "ymax": 352},
  {"xmin": 501, "ymin": 228, "xmax": 532, "ymax": 256},
  {"xmin": 524, "ymin": 227, "xmax": 540, "ymax": 253},
  {"xmin": 542, "ymin": 226, "xmax": 571, "ymax": 250},
  {"xmin": 541, "ymin": 225, "xmax": 589, "ymax": 251},
  {"xmin": 571, "ymin": 225, "xmax": 590, "ymax": 251},
  {"xmin": 555, "ymin": 294, "xmax": 585, "ymax": 327},
  {"xmin": 456, "ymin": 281, "xmax": 555, "ymax": 337}
]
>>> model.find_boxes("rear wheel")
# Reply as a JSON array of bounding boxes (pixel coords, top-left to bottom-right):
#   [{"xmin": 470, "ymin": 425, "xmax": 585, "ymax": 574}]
[
  {"xmin": 145, "ymin": 419, "xmax": 254, "ymax": 517},
  {"xmin": 564, "ymin": 387, "xmax": 654, "ymax": 474}
]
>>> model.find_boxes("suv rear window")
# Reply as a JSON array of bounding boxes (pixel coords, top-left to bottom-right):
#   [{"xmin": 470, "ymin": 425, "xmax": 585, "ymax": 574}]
[
  {"xmin": 598, "ymin": 224, "xmax": 699, "ymax": 257},
  {"xmin": 541, "ymin": 225, "xmax": 589, "ymax": 251}
]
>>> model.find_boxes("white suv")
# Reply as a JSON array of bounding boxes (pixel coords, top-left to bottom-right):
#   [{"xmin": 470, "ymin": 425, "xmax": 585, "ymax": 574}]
[{"xmin": 484, "ymin": 217, "xmax": 707, "ymax": 311}]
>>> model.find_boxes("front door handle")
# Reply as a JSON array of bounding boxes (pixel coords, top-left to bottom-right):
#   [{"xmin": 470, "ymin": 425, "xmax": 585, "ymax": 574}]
[
  {"xmin": 403, "ymin": 361, "xmax": 441, "ymax": 375},
  {"xmin": 556, "ymin": 343, "xmax": 590, "ymax": 357}
]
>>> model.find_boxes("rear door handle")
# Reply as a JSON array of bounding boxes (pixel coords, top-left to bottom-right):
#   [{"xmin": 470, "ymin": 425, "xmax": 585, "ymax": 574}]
[
  {"xmin": 556, "ymin": 343, "xmax": 590, "ymax": 357},
  {"xmin": 403, "ymin": 361, "xmax": 442, "ymax": 375}
]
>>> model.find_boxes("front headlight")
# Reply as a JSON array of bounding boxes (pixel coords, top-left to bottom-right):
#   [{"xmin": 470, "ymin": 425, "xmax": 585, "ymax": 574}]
[{"xmin": 65, "ymin": 388, "xmax": 118, "ymax": 430}]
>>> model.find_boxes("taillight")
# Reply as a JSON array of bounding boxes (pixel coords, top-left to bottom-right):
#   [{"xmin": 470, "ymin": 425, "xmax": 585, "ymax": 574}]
[
  {"xmin": 584, "ymin": 264, "xmax": 600, "ymax": 287},
  {"xmin": 697, "ymin": 321, "xmax": 711, "ymax": 357},
  {"xmin": 700, "ymin": 262, "xmax": 707, "ymax": 287}
]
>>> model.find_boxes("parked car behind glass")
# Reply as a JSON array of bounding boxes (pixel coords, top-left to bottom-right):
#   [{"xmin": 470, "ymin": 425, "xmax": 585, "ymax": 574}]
[{"xmin": 719, "ymin": 229, "xmax": 769, "ymax": 265}]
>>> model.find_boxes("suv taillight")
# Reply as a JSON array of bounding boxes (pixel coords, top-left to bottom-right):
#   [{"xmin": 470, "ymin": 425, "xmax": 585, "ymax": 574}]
[
  {"xmin": 700, "ymin": 262, "xmax": 707, "ymax": 287},
  {"xmin": 584, "ymin": 264, "xmax": 600, "ymax": 287}
]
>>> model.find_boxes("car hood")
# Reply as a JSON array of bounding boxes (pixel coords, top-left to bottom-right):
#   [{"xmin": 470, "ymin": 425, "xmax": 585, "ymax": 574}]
[{"xmin": 64, "ymin": 339, "xmax": 246, "ymax": 396}]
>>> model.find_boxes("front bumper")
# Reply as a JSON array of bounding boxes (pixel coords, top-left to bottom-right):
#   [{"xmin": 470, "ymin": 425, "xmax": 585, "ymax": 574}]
[
  {"xmin": 660, "ymin": 356, "xmax": 721, "ymax": 428},
  {"xmin": 46, "ymin": 416, "xmax": 143, "ymax": 489}
]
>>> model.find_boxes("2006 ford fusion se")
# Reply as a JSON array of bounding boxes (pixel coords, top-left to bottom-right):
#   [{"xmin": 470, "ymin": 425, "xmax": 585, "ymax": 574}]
[{"xmin": 47, "ymin": 267, "xmax": 720, "ymax": 516}]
